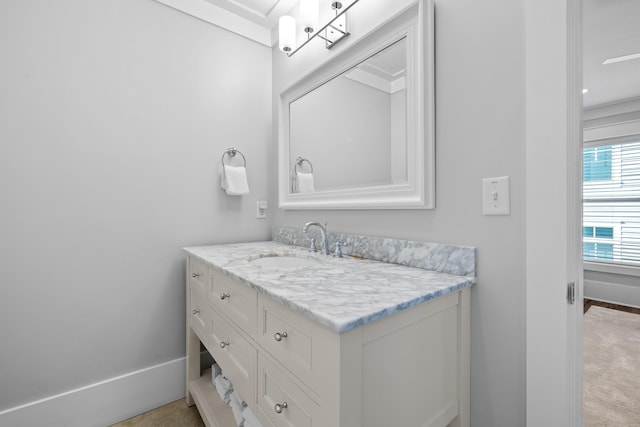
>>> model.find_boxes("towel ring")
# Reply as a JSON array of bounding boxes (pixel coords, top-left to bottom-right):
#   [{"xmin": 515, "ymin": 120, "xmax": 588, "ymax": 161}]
[
  {"xmin": 221, "ymin": 147, "xmax": 246, "ymax": 167},
  {"xmin": 294, "ymin": 157, "xmax": 313, "ymax": 173}
]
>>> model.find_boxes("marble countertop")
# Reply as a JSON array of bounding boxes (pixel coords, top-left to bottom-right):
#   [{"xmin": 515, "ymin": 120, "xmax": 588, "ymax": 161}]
[{"xmin": 184, "ymin": 241, "xmax": 475, "ymax": 333}]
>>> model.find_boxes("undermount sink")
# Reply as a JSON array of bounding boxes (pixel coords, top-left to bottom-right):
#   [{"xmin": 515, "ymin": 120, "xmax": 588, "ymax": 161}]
[{"xmin": 249, "ymin": 254, "xmax": 321, "ymax": 268}]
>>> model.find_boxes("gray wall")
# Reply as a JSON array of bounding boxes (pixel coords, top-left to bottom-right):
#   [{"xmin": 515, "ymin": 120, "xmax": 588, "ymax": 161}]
[
  {"xmin": 272, "ymin": 1, "xmax": 526, "ymax": 426},
  {"xmin": 0, "ymin": 0, "xmax": 271, "ymax": 411},
  {"xmin": 290, "ymin": 76, "xmax": 393, "ymax": 190}
]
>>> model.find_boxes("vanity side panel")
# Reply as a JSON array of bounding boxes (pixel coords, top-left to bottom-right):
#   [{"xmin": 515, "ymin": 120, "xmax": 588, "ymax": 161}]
[
  {"xmin": 186, "ymin": 256, "xmax": 201, "ymax": 407},
  {"xmin": 337, "ymin": 327, "xmax": 363, "ymax": 427},
  {"xmin": 450, "ymin": 287, "xmax": 471, "ymax": 427},
  {"xmin": 359, "ymin": 292, "xmax": 460, "ymax": 427}
]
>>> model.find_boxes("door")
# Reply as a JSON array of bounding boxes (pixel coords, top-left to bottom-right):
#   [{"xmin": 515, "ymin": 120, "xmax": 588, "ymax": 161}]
[{"xmin": 525, "ymin": 0, "xmax": 582, "ymax": 425}]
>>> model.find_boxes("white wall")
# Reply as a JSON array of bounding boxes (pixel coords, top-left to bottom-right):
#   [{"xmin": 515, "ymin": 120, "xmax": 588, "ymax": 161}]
[
  {"xmin": 0, "ymin": 0, "xmax": 271, "ymax": 419},
  {"xmin": 272, "ymin": 0, "xmax": 526, "ymax": 426}
]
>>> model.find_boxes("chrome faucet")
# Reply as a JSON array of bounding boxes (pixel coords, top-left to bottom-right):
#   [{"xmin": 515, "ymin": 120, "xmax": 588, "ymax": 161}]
[{"xmin": 303, "ymin": 221, "xmax": 329, "ymax": 255}]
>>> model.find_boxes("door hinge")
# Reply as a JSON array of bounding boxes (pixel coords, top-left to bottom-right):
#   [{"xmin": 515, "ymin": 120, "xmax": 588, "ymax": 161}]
[{"xmin": 567, "ymin": 281, "xmax": 576, "ymax": 305}]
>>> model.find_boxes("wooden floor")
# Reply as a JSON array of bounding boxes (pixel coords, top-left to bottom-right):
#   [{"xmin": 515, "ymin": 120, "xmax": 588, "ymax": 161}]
[{"xmin": 584, "ymin": 298, "xmax": 640, "ymax": 315}]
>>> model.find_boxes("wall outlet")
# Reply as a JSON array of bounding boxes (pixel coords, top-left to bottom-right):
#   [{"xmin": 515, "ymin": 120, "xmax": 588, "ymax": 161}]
[
  {"xmin": 256, "ymin": 201, "xmax": 268, "ymax": 219},
  {"xmin": 482, "ymin": 176, "xmax": 510, "ymax": 215}
]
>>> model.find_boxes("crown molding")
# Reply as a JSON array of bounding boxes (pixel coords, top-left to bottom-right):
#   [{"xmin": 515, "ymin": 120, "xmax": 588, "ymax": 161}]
[{"xmin": 153, "ymin": 0, "xmax": 274, "ymax": 47}]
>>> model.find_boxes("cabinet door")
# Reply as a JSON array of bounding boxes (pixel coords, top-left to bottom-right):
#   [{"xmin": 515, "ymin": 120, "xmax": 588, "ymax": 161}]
[
  {"xmin": 189, "ymin": 257, "xmax": 208, "ymax": 295},
  {"xmin": 257, "ymin": 294, "xmax": 338, "ymax": 395},
  {"xmin": 256, "ymin": 352, "xmax": 321, "ymax": 427},
  {"xmin": 189, "ymin": 285, "xmax": 210, "ymax": 346},
  {"xmin": 207, "ymin": 307, "xmax": 257, "ymax": 410},
  {"xmin": 208, "ymin": 268, "xmax": 257, "ymax": 335}
]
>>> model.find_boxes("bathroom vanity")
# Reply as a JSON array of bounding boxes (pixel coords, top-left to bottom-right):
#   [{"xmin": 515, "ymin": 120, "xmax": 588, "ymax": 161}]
[{"xmin": 184, "ymin": 230, "xmax": 475, "ymax": 427}]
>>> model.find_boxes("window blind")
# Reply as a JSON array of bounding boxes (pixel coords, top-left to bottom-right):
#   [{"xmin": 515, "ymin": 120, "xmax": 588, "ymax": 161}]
[{"xmin": 583, "ymin": 140, "xmax": 640, "ymax": 265}]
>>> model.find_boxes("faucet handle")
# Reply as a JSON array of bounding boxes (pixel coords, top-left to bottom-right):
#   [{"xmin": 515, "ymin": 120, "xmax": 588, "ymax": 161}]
[
  {"xmin": 307, "ymin": 237, "xmax": 318, "ymax": 253},
  {"xmin": 334, "ymin": 241, "xmax": 348, "ymax": 258}
]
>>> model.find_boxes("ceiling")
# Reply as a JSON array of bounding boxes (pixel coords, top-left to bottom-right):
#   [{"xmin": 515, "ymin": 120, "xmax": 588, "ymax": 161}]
[
  {"xmin": 583, "ymin": 0, "xmax": 640, "ymax": 108},
  {"xmin": 152, "ymin": 0, "xmax": 296, "ymax": 46},
  {"xmin": 201, "ymin": 0, "xmax": 295, "ymax": 29},
  {"xmin": 155, "ymin": 0, "xmax": 640, "ymax": 109}
]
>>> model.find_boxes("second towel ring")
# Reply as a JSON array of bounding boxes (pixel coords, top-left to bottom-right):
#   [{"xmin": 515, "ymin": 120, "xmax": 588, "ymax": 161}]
[
  {"xmin": 294, "ymin": 157, "xmax": 313, "ymax": 173},
  {"xmin": 221, "ymin": 147, "xmax": 246, "ymax": 167}
]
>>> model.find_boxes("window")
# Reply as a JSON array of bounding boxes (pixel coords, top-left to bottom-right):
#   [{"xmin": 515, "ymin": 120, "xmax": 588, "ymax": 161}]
[
  {"xmin": 583, "ymin": 226, "xmax": 614, "ymax": 261},
  {"xmin": 583, "ymin": 140, "xmax": 640, "ymax": 265},
  {"xmin": 583, "ymin": 226, "xmax": 614, "ymax": 239},
  {"xmin": 584, "ymin": 146, "xmax": 612, "ymax": 181},
  {"xmin": 583, "ymin": 242, "xmax": 614, "ymax": 260}
]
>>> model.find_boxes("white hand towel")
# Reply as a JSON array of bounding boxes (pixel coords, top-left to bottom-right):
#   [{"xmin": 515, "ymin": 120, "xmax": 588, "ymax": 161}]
[
  {"xmin": 296, "ymin": 172, "xmax": 315, "ymax": 193},
  {"xmin": 211, "ymin": 363, "xmax": 222, "ymax": 381},
  {"xmin": 214, "ymin": 375, "xmax": 233, "ymax": 404},
  {"xmin": 242, "ymin": 406, "xmax": 263, "ymax": 427},
  {"xmin": 221, "ymin": 165, "xmax": 250, "ymax": 196},
  {"xmin": 229, "ymin": 390, "xmax": 246, "ymax": 426}
]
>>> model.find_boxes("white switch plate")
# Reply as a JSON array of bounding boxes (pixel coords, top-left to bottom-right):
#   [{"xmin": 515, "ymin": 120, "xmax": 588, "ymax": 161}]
[
  {"xmin": 256, "ymin": 201, "xmax": 268, "ymax": 219},
  {"xmin": 482, "ymin": 176, "xmax": 510, "ymax": 215}
]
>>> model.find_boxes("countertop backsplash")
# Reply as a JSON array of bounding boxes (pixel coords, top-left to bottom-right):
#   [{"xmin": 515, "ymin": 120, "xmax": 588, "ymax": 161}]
[{"xmin": 272, "ymin": 226, "xmax": 476, "ymax": 277}]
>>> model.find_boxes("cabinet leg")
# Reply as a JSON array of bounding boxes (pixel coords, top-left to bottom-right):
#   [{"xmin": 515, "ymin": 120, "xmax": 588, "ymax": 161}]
[{"xmin": 186, "ymin": 391, "xmax": 195, "ymax": 407}]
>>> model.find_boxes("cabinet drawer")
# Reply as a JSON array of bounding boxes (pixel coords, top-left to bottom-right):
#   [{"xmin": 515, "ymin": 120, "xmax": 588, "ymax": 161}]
[
  {"xmin": 189, "ymin": 257, "xmax": 208, "ymax": 295},
  {"xmin": 256, "ymin": 352, "xmax": 320, "ymax": 427},
  {"xmin": 207, "ymin": 307, "xmax": 256, "ymax": 409},
  {"xmin": 257, "ymin": 294, "xmax": 337, "ymax": 394},
  {"xmin": 189, "ymin": 286, "xmax": 210, "ymax": 346},
  {"xmin": 208, "ymin": 268, "xmax": 257, "ymax": 334}
]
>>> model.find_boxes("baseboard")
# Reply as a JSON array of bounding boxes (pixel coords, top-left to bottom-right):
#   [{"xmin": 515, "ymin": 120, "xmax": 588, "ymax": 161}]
[
  {"xmin": 0, "ymin": 357, "xmax": 186, "ymax": 427},
  {"xmin": 584, "ymin": 279, "xmax": 640, "ymax": 309}
]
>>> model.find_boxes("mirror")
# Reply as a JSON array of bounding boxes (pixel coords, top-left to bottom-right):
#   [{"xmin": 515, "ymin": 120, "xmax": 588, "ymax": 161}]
[
  {"xmin": 290, "ymin": 38, "xmax": 408, "ymax": 192},
  {"xmin": 278, "ymin": 1, "xmax": 434, "ymax": 209}
]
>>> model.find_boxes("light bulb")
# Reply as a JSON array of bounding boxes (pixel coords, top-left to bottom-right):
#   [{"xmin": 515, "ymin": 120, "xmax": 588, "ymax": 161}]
[
  {"xmin": 279, "ymin": 15, "xmax": 296, "ymax": 53},
  {"xmin": 300, "ymin": 0, "xmax": 318, "ymax": 34}
]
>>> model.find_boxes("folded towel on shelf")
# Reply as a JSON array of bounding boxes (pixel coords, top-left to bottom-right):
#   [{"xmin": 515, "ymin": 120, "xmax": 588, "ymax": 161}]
[
  {"xmin": 229, "ymin": 390, "xmax": 246, "ymax": 426},
  {"xmin": 214, "ymin": 374, "xmax": 233, "ymax": 404},
  {"xmin": 211, "ymin": 363, "xmax": 222, "ymax": 382},
  {"xmin": 242, "ymin": 406, "xmax": 263, "ymax": 427},
  {"xmin": 295, "ymin": 171, "xmax": 315, "ymax": 193},
  {"xmin": 221, "ymin": 165, "xmax": 250, "ymax": 196}
]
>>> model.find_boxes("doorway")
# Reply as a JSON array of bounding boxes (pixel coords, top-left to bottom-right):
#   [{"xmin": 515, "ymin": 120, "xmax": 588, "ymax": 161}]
[{"xmin": 582, "ymin": 0, "xmax": 640, "ymax": 424}]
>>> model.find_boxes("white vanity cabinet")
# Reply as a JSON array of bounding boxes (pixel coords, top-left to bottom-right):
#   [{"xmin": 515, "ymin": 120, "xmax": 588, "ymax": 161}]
[{"xmin": 185, "ymin": 254, "xmax": 471, "ymax": 427}]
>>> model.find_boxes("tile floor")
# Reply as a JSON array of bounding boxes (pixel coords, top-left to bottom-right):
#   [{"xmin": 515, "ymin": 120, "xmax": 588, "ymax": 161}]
[{"xmin": 109, "ymin": 399, "xmax": 204, "ymax": 427}]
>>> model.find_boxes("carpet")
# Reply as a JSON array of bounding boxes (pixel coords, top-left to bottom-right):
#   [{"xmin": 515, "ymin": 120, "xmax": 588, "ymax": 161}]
[{"xmin": 584, "ymin": 305, "xmax": 640, "ymax": 426}]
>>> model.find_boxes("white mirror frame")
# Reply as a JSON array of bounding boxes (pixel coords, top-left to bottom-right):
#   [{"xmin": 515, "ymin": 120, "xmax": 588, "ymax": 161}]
[{"xmin": 278, "ymin": 0, "xmax": 434, "ymax": 210}]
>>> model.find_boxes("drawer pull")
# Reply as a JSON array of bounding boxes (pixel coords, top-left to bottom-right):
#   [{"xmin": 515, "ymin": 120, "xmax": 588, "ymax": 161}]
[
  {"xmin": 192, "ymin": 309, "xmax": 200, "ymax": 315},
  {"xmin": 274, "ymin": 332, "xmax": 288, "ymax": 342},
  {"xmin": 220, "ymin": 341, "xmax": 230, "ymax": 349},
  {"xmin": 274, "ymin": 402, "xmax": 288, "ymax": 414},
  {"xmin": 220, "ymin": 293, "xmax": 231, "ymax": 300},
  {"xmin": 192, "ymin": 273, "xmax": 200, "ymax": 278}
]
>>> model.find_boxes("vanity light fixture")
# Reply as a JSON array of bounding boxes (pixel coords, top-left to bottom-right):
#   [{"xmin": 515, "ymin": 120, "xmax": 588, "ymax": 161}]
[
  {"xmin": 279, "ymin": 15, "xmax": 296, "ymax": 53},
  {"xmin": 278, "ymin": 0, "xmax": 360, "ymax": 57},
  {"xmin": 300, "ymin": 0, "xmax": 319, "ymax": 34}
]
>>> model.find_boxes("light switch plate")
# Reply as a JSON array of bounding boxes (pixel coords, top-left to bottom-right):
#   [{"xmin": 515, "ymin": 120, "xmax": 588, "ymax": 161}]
[
  {"xmin": 256, "ymin": 201, "xmax": 268, "ymax": 219},
  {"xmin": 482, "ymin": 176, "xmax": 510, "ymax": 215}
]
